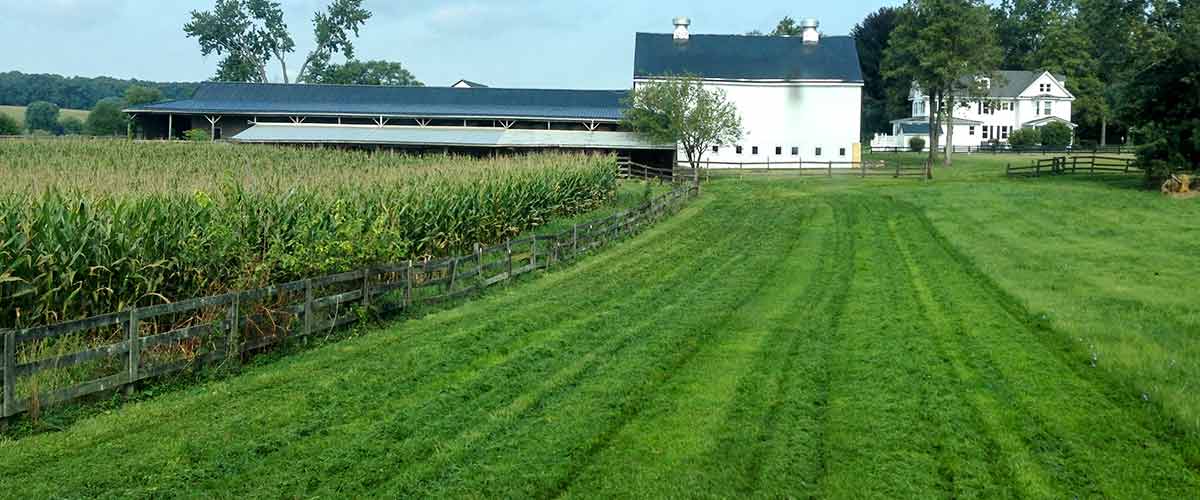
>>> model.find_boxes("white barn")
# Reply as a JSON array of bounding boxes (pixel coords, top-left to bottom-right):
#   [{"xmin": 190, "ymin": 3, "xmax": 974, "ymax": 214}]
[
  {"xmin": 634, "ymin": 18, "xmax": 864, "ymax": 167},
  {"xmin": 872, "ymin": 70, "xmax": 1075, "ymax": 150}
]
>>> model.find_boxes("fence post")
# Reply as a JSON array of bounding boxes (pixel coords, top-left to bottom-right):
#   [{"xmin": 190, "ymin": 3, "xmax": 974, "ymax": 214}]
[
  {"xmin": 126, "ymin": 309, "xmax": 141, "ymax": 393},
  {"xmin": 505, "ymin": 240, "xmax": 513, "ymax": 281},
  {"xmin": 2, "ymin": 329, "xmax": 14, "ymax": 419},
  {"xmin": 861, "ymin": 161, "xmax": 866, "ymax": 179},
  {"xmin": 361, "ymin": 267, "xmax": 372, "ymax": 311},
  {"xmin": 530, "ymin": 238, "xmax": 538, "ymax": 268},
  {"xmin": 226, "ymin": 294, "xmax": 240, "ymax": 357},
  {"xmin": 404, "ymin": 260, "xmax": 413, "ymax": 308},
  {"xmin": 572, "ymin": 224, "xmax": 579, "ymax": 256},
  {"xmin": 475, "ymin": 243, "xmax": 484, "ymax": 287},
  {"xmin": 828, "ymin": 161, "xmax": 833, "ymax": 177},
  {"xmin": 303, "ymin": 278, "xmax": 314, "ymax": 337}
]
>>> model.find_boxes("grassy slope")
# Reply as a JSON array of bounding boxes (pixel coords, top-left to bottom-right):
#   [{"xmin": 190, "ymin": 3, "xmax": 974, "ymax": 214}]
[
  {"xmin": 0, "ymin": 105, "xmax": 90, "ymax": 127},
  {"xmin": 3, "ymin": 167, "xmax": 1199, "ymax": 497}
]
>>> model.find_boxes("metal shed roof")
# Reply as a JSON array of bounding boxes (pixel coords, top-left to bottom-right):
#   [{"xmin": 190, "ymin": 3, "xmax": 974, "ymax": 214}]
[
  {"xmin": 128, "ymin": 82, "xmax": 628, "ymax": 121},
  {"xmin": 230, "ymin": 123, "xmax": 672, "ymax": 150},
  {"xmin": 634, "ymin": 33, "xmax": 864, "ymax": 82}
]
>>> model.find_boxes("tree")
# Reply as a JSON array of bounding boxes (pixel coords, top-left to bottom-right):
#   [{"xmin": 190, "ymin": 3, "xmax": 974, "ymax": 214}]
[
  {"xmin": 770, "ymin": 17, "xmax": 804, "ymax": 36},
  {"xmin": 0, "ymin": 71, "xmax": 196, "ymax": 110},
  {"xmin": 884, "ymin": 0, "xmax": 1000, "ymax": 172},
  {"xmin": 86, "ymin": 98, "xmax": 129, "ymax": 136},
  {"xmin": 1076, "ymin": 0, "xmax": 1145, "ymax": 145},
  {"xmin": 185, "ymin": 0, "xmax": 371, "ymax": 84},
  {"xmin": 0, "ymin": 114, "xmax": 20, "ymax": 136},
  {"xmin": 623, "ymin": 76, "xmax": 743, "ymax": 190},
  {"xmin": 305, "ymin": 60, "xmax": 423, "ymax": 86},
  {"xmin": 59, "ymin": 116, "xmax": 85, "ymax": 135},
  {"xmin": 124, "ymin": 85, "xmax": 164, "ymax": 106},
  {"xmin": 25, "ymin": 101, "xmax": 61, "ymax": 134},
  {"xmin": 1040, "ymin": 122, "xmax": 1073, "ymax": 147},
  {"xmin": 852, "ymin": 7, "xmax": 904, "ymax": 138}
]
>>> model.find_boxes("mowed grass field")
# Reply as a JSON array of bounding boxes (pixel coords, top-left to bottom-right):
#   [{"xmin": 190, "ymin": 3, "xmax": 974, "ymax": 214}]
[
  {"xmin": 3, "ymin": 153, "xmax": 1200, "ymax": 497},
  {"xmin": 0, "ymin": 105, "xmax": 90, "ymax": 127}
]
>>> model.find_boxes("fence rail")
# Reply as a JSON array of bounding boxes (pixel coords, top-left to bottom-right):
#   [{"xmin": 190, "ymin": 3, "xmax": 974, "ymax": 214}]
[
  {"xmin": 0, "ymin": 185, "xmax": 698, "ymax": 421},
  {"xmin": 869, "ymin": 145, "xmax": 1135, "ymax": 155},
  {"xmin": 1005, "ymin": 154, "xmax": 1140, "ymax": 177}
]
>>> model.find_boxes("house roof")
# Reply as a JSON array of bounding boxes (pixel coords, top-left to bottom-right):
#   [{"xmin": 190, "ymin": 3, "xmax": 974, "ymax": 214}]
[
  {"xmin": 633, "ymin": 33, "xmax": 864, "ymax": 82},
  {"xmin": 966, "ymin": 70, "xmax": 1067, "ymax": 98},
  {"xmin": 892, "ymin": 116, "xmax": 982, "ymax": 125},
  {"xmin": 230, "ymin": 123, "xmax": 672, "ymax": 150},
  {"xmin": 452, "ymin": 79, "xmax": 488, "ymax": 88},
  {"xmin": 127, "ymin": 82, "xmax": 628, "ymax": 121},
  {"xmin": 1022, "ymin": 115, "xmax": 1077, "ymax": 128}
]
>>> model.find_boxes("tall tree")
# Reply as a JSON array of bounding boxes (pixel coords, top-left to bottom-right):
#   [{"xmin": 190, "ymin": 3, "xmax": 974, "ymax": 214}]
[
  {"xmin": 885, "ymin": 0, "xmax": 1001, "ymax": 170},
  {"xmin": 852, "ymin": 7, "xmax": 904, "ymax": 139},
  {"xmin": 185, "ymin": 0, "xmax": 371, "ymax": 84},
  {"xmin": 770, "ymin": 17, "xmax": 804, "ymax": 36},
  {"xmin": 993, "ymin": 0, "xmax": 1072, "ymax": 69},
  {"xmin": 124, "ymin": 85, "xmax": 164, "ymax": 107},
  {"xmin": 85, "ymin": 98, "xmax": 129, "ymax": 137},
  {"xmin": 623, "ymin": 76, "xmax": 743, "ymax": 190},
  {"xmin": 25, "ymin": 101, "xmax": 61, "ymax": 134},
  {"xmin": 305, "ymin": 60, "xmax": 423, "ymax": 86},
  {"xmin": 1075, "ymin": 0, "xmax": 1146, "ymax": 145}
]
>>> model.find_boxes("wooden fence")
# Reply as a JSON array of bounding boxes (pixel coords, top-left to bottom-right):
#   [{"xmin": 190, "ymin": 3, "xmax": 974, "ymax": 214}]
[
  {"xmin": 870, "ymin": 144, "xmax": 1136, "ymax": 155},
  {"xmin": 0, "ymin": 186, "xmax": 698, "ymax": 422},
  {"xmin": 1005, "ymin": 155, "xmax": 1140, "ymax": 177},
  {"xmin": 679, "ymin": 160, "xmax": 929, "ymax": 179}
]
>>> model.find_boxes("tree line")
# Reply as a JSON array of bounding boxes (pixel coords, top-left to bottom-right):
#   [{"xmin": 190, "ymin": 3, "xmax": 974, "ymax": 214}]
[
  {"xmin": 0, "ymin": 86, "xmax": 167, "ymax": 137},
  {"xmin": 0, "ymin": 71, "xmax": 196, "ymax": 110}
]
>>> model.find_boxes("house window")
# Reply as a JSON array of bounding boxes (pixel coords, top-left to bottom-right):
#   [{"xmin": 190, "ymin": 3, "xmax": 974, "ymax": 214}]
[
  {"xmin": 713, "ymin": 145, "xmax": 719, "ymax": 153},
  {"xmin": 1040, "ymin": 83, "xmax": 1051, "ymax": 93},
  {"xmin": 791, "ymin": 146, "xmax": 799, "ymax": 155},
  {"xmin": 1043, "ymin": 101, "xmax": 1052, "ymax": 115},
  {"xmin": 1000, "ymin": 101, "xmax": 1009, "ymax": 111},
  {"xmin": 982, "ymin": 126, "xmax": 990, "ymax": 140},
  {"xmin": 839, "ymin": 147, "xmax": 846, "ymax": 156},
  {"xmin": 736, "ymin": 146, "xmax": 743, "ymax": 154},
  {"xmin": 915, "ymin": 101, "xmax": 925, "ymax": 116},
  {"xmin": 969, "ymin": 126, "xmax": 975, "ymax": 136},
  {"xmin": 775, "ymin": 146, "xmax": 782, "ymax": 155},
  {"xmin": 815, "ymin": 147, "xmax": 822, "ymax": 156},
  {"xmin": 751, "ymin": 146, "xmax": 759, "ymax": 155},
  {"xmin": 1001, "ymin": 126, "xmax": 1010, "ymax": 139}
]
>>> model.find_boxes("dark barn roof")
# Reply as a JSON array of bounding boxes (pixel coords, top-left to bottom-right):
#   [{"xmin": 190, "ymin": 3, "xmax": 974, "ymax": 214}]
[
  {"xmin": 634, "ymin": 33, "xmax": 863, "ymax": 82},
  {"xmin": 128, "ymin": 82, "xmax": 628, "ymax": 121}
]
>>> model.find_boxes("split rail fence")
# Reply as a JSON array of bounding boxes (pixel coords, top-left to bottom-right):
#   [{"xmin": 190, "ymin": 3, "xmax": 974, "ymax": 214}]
[
  {"xmin": 1006, "ymin": 155, "xmax": 1140, "ymax": 177},
  {"xmin": 0, "ymin": 185, "xmax": 697, "ymax": 422},
  {"xmin": 618, "ymin": 160, "xmax": 928, "ymax": 180}
]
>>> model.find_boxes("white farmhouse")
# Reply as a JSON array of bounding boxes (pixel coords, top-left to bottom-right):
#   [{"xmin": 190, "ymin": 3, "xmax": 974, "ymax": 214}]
[
  {"xmin": 634, "ymin": 18, "xmax": 864, "ymax": 166},
  {"xmin": 872, "ymin": 70, "xmax": 1075, "ymax": 150}
]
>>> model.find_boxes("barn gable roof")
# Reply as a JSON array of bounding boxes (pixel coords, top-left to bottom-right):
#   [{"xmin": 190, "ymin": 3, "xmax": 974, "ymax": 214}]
[{"xmin": 633, "ymin": 33, "xmax": 863, "ymax": 82}]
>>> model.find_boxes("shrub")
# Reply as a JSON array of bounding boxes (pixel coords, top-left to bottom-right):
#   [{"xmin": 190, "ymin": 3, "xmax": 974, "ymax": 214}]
[
  {"xmin": 0, "ymin": 113, "xmax": 20, "ymax": 135},
  {"xmin": 25, "ymin": 101, "xmax": 61, "ymax": 134},
  {"xmin": 1040, "ymin": 122, "xmax": 1073, "ymax": 147},
  {"xmin": 85, "ymin": 97, "xmax": 129, "ymax": 136},
  {"xmin": 184, "ymin": 128, "xmax": 212, "ymax": 141},
  {"xmin": 59, "ymin": 116, "xmax": 85, "ymax": 135},
  {"xmin": 908, "ymin": 136, "xmax": 926, "ymax": 152},
  {"xmin": 1007, "ymin": 127, "xmax": 1040, "ymax": 148}
]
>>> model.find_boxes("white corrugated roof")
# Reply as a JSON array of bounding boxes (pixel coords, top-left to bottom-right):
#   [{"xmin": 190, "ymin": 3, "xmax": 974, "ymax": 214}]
[{"xmin": 231, "ymin": 124, "xmax": 672, "ymax": 150}]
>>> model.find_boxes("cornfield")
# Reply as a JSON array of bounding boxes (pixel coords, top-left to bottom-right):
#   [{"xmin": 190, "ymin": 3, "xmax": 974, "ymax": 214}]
[{"xmin": 0, "ymin": 139, "xmax": 618, "ymax": 329}]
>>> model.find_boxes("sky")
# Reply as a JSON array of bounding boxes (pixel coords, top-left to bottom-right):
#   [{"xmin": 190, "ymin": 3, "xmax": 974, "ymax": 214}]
[{"xmin": 0, "ymin": 0, "xmax": 901, "ymax": 90}]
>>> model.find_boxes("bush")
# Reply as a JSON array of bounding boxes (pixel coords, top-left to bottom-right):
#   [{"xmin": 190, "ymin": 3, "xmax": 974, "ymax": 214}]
[
  {"xmin": 85, "ymin": 97, "xmax": 129, "ymax": 136},
  {"xmin": 25, "ymin": 101, "xmax": 61, "ymax": 134},
  {"xmin": 1007, "ymin": 127, "xmax": 1040, "ymax": 148},
  {"xmin": 908, "ymin": 136, "xmax": 926, "ymax": 152},
  {"xmin": 59, "ymin": 116, "xmax": 85, "ymax": 135},
  {"xmin": 1040, "ymin": 122, "xmax": 1073, "ymax": 147},
  {"xmin": 0, "ymin": 114, "xmax": 20, "ymax": 136},
  {"xmin": 184, "ymin": 128, "xmax": 212, "ymax": 142}
]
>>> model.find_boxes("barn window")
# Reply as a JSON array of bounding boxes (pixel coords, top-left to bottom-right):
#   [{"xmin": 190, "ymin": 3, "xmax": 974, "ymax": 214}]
[
  {"xmin": 712, "ymin": 145, "xmax": 719, "ymax": 153},
  {"xmin": 791, "ymin": 147, "xmax": 799, "ymax": 155},
  {"xmin": 752, "ymin": 146, "xmax": 759, "ymax": 155},
  {"xmin": 736, "ymin": 146, "xmax": 743, "ymax": 154},
  {"xmin": 815, "ymin": 147, "xmax": 822, "ymax": 156},
  {"xmin": 775, "ymin": 146, "xmax": 782, "ymax": 155},
  {"xmin": 839, "ymin": 147, "xmax": 846, "ymax": 156}
]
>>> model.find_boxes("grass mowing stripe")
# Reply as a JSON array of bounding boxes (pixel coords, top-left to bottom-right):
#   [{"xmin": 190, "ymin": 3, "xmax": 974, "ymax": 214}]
[
  {"xmin": 818, "ymin": 194, "xmax": 949, "ymax": 498},
  {"xmin": 392, "ymin": 184, "xmax": 818, "ymax": 498},
  {"xmin": 892, "ymin": 206, "xmax": 1200, "ymax": 497},
  {"xmin": 553, "ymin": 202, "xmax": 830, "ymax": 497}
]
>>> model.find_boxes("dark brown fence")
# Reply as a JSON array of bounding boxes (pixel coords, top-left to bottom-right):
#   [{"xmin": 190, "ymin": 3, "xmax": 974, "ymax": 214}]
[
  {"xmin": 0, "ymin": 185, "xmax": 698, "ymax": 421},
  {"xmin": 870, "ymin": 144, "xmax": 1135, "ymax": 155},
  {"xmin": 1006, "ymin": 155, "xmax": 1140, "ymax": 177}
]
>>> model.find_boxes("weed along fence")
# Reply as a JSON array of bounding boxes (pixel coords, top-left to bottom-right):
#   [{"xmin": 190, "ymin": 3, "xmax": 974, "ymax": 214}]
[
  {"xmin": 0, "ymin": 185, "xmax": 698, "ymax": 422},
  {"xmin": 679, "ymin": 160, "xmax": 929, "ymax": 179},
  {"xmin": 1006, "ymin": 155, "xmax": 1140, "ymax": 177}
]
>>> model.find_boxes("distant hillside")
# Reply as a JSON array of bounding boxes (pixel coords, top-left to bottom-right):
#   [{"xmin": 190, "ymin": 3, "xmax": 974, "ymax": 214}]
[
  {"xmin": 0, "ymin": 71, "xmax": 197, "ymax": 110},
  {"xmin": 0, "ymin": 105, "xmax": 90, "ymax": 125}
]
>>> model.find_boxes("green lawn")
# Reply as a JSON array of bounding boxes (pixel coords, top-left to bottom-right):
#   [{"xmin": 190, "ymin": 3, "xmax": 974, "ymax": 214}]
[
  {"xmin": 0, "ymin": 105, "xmax": 90, "ymax": 128},
  {"xmin": 2, "ymin": 157, "xmax": 1198, "ymax": 497}
]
